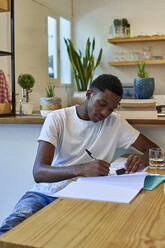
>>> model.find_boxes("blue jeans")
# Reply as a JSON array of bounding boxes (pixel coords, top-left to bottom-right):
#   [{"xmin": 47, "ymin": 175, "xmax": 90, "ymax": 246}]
[{"xmin": 0, "ymin": 191, "xmax": 57, "ymax": 236}]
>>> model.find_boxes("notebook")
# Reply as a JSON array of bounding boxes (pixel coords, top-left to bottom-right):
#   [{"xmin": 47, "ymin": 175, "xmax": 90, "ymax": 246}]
[{"xmin": 143, "ymin": 175, "xmax": 165, "ymax": 190}]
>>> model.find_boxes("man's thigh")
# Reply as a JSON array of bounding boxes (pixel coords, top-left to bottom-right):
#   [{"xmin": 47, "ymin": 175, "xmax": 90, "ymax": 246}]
[{"xmin": 0, "ymin": 191, "xmax": 57, "ymax": 235}]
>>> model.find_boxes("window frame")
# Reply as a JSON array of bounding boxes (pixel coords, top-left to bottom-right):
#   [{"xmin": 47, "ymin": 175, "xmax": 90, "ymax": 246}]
[{"xmin": 47, "ymin": 13, "xmax": 72, "ymax": 87}]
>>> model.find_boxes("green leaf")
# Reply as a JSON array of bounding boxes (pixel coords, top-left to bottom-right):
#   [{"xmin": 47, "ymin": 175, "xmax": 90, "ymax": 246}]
[
  {"xmin": 64, "ymin": 38, "xmax": 103, "ymax": 91},
  {"xmin": 137, "ymin": 62, "xmax": 149, "ymax": 78},
  {"xmin": 94, "ymin": 48, "xmax": 103, "ymax": 69}
]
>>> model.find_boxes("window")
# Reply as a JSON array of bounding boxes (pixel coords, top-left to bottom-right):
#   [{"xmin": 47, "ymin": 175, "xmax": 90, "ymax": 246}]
[
  {"xmin": 48, "ymin": 16, "xmax": 71, "ymax": 84},
  {"xmin": 48, "ymin": 16, "xmax": 57, "ymax": 79},
  {"xmin": 60, "ymin": 17, "xmax": 71, "ymax": 84}
]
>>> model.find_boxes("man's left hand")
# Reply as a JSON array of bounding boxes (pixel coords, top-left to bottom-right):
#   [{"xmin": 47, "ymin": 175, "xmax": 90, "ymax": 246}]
[{"xmin": 125, "ymin": 154, "xmax": 148, "ymax": 173}]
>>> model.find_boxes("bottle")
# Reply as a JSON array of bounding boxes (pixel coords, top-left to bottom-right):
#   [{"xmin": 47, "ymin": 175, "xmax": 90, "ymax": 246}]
[{"xmin": 126, "ymin": 24, "xmax": 130, "ymax": 38}]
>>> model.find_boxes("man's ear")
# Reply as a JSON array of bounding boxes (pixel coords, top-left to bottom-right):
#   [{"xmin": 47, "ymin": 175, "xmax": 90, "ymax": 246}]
[{"xmin": 86, "ymin": 90, "xmax": 93, "ymax": 100}]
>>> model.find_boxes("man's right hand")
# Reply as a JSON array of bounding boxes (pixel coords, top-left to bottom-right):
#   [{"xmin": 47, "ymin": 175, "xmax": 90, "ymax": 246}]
[{"xmin": 79, "ymin": 160, "xmax": 110, "ymax": 177}]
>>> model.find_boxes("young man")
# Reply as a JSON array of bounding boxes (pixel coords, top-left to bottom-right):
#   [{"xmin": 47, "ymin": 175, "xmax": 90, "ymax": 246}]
[{"xmin": 0, "ymin": 74, "xmax": 158, "ymax": 235}]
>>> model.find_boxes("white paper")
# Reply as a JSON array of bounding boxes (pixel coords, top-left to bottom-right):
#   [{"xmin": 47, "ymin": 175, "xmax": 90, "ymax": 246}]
[{"xmin": 55, "ymin": 172, "xmax": 148, "ymax": 204}]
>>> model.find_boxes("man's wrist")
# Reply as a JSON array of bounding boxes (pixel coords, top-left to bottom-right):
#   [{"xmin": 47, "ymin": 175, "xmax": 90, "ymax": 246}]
[{"xmin": 73, "ymin": 164, "xmax": 84, "ymax": 177}]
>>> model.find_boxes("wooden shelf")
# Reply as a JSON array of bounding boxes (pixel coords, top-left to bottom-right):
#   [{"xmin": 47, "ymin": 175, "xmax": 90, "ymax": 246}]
[
  {"xmin": 108, "ymin": 59, "xmax": 165, "ymax": 66},
  {"xmin": 0, "ymin": 0, "xmax": 9, "ymax": 11},
  {"xmin": 108, "ymin": 35, "xmax": 165, "ymax": 44}
]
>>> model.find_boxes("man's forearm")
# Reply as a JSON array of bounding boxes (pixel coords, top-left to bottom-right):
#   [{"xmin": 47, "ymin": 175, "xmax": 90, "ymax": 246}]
[
  {"xmin": 33, "ymin": 159, "xmax": 110, "ymax": 183},
  {"xmin": 33, "ymin": 163, "xmax": 83, "ymax": 183}
]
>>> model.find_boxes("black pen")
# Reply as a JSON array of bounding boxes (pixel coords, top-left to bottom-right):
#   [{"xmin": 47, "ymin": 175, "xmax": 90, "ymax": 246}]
[
  {"xmin": 85, "ymin": 149, "xmax": 95, "ymax": 160},
  {"xmin": 85, "ymin": 149, "xmax": 126, "ymax": 175}
]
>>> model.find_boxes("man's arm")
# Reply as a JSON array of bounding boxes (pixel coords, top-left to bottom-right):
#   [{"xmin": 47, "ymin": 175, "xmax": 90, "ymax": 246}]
[
  {"xmin": 125, "ymin": 133, "xmax": 159, "ymax": 173},
  {"xmin": 33, "ymin": 141, "xmax": 110, "ymax": 183}
]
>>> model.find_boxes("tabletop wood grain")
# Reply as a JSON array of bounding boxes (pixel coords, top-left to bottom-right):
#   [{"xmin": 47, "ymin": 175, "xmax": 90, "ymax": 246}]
[{"xmin": 0, "ymin": 170, "xmax": 165, "ymax": 248}]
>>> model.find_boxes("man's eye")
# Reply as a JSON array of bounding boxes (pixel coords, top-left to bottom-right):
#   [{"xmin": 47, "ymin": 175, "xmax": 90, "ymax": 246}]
[{"xmin": 99, "ymin": 101, "xmax": 106, "ymax": 106}]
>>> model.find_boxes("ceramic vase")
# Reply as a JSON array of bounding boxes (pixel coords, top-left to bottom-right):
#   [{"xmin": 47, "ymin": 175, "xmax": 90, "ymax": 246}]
[
  {"xmin": 40, "ymin": 97, "xmax": 61, "ymax": 117},
  {"xmin": 22, "ymin": 102, "xmax": 33, "ymax": 115},
  {"xmin": 134, "ymin": 78, "xmax": 155, "ymax": 99}
]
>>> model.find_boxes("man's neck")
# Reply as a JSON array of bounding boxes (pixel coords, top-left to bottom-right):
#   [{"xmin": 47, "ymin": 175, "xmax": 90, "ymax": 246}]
[{"xmin": 76, "ymin": 103, "xmax": 90, "ymax": 121}]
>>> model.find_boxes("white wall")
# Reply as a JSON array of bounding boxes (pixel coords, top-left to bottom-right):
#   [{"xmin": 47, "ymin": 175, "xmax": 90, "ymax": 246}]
[
  {"xmin": 14, "ymin": 0, "xmax": 72, "ymax": 111},
  {"xmin": 73, "ymin": 0, "xmax": 165, "ymax": 94},
  {"xmin": 0, "ymin": 124, "xmax": 42, "ymax": 224},
  {"xmin": 0, "ymin": 0, "xmax": 73, "ymax": 111}
]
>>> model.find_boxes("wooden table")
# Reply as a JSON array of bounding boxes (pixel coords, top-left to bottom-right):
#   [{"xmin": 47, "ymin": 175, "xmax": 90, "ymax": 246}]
[{"xmin": 0, "ymin": 170, "xmax": 165, "ymax": 248}]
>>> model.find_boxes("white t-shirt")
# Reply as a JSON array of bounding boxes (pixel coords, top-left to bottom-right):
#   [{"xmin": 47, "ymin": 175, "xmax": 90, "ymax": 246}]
[{"xmin": 31, "ymin": 106, "xmax": 139, "ymax": 196}]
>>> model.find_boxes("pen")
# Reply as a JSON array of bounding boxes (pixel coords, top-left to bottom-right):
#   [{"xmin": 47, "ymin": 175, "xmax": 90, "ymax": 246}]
[
  {"xmin": 85, "ymin": 149, "xmax": 126, "ymax": 175},
  {"xmin": 85, "ymin": 149, "xmax": 95, "ymax": 160}
]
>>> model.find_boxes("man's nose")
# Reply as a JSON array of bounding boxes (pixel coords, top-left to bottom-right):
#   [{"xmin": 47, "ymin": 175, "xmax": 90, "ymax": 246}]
[{"xmin": 101, "ymin": 108, "xmax": 111, "ymax": 117}]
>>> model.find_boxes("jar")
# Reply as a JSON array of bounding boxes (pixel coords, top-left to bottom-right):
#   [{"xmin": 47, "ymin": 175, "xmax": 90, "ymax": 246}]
[
  {"xmin": 126, "ymin": 24, "xmax": 130, "ymax": 38},
  {"xmin": 143, "ymin": 46, "xmax": 151, "ymax": 60}
]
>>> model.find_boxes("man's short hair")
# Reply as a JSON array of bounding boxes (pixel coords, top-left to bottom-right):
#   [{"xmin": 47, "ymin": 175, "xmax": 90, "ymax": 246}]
[{"xmin": 90, "ymin": 74, "xmax": 123, "ymax": 97}]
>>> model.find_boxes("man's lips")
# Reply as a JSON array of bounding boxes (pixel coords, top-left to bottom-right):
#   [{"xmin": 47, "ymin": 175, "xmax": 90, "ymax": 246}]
[{"xmin": 95, "ymin": 115, "xmax": 104, "ymax": 121}]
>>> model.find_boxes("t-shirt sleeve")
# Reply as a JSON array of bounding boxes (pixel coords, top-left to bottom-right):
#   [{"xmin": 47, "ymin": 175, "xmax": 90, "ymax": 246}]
[
  {"xmin": 38, "ymin": 112, "xmax": 60, "ymax": 147},
  {"xmin": 117, "ymin": 116, "xmax": 140, "ymax": 149}
]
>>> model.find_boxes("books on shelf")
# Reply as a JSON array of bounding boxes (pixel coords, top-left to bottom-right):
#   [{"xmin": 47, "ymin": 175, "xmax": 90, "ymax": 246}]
[
  {"xmin": 117, "ymin": 110, "xmax": 157, "ymax": 119},
  {"xmin": 119, "ymin": 99, "xmax": 156, "ymax": 108},
  {"xmin": 117, "ymin": 99, "xmax": 157, "ymax": 119}
]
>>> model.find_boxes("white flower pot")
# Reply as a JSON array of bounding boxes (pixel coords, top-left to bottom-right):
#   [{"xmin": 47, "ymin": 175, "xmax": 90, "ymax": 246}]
[
  {"xmin": 22, "ymin": 102, "xmax": 33, "ymax": 115},
  {"xmin": 72, "ymin": 91, "xmax": 87, "ymax": 105},
  {"xmin": 40, "ymin": 97, "xmax": 62, "ymax": 117}
]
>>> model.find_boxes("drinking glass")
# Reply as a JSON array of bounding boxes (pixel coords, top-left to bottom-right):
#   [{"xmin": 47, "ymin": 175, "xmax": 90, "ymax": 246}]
[{"xmin": 149, "ymin": 148, "xmax": 165, "ymax": 170}]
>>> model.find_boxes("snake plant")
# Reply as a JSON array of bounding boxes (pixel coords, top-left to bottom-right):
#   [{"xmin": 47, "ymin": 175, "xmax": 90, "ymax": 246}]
[
  {"xmin": 64, "ymin": 38, "xmax": 103, "ymax": 91},
  {"xmin": 46, "ymin": 85, "xmax": 55, "ymax": 98},
  {"xmin": 137, "ymin": 62, "xmax": 148, "ymax": 78}
]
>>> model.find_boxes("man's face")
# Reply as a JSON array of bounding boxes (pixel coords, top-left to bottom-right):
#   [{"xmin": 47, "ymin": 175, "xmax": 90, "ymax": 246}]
[{"xmin": 87, "ymin": 89, "xmax": 121, "ymax": 122}]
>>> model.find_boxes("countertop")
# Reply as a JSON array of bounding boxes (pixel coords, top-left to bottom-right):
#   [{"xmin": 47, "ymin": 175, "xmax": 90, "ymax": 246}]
[
  {"xmin": 1, "ymin": 111, "xmax": 165, "ymax": 126},
  {"xmin": 0, "ymin": 113, "xmax": 45, "ymax": 124}
]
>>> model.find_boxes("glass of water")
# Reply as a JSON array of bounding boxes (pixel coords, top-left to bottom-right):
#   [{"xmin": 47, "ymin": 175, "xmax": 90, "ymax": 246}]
[{"xmin": 149, "ymin": 148, "xmax": 165, "ymax": 169}]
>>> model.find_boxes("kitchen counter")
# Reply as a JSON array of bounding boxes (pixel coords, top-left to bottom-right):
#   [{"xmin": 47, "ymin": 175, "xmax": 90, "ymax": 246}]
[
  {"xmin": 0, "ymin": 113, "xmax": 45, "ymax": 124},
  {"xmin": 1, "ymin": 113, "xmax": 165, "ymax": 126}
]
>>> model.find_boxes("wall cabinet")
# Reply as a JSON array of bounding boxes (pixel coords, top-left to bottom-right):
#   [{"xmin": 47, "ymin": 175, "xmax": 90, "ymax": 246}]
[
  {"xmin": 0, "ymin": 0, "xmax": 15, "ymax": 116},
  {"xmin": 108, "ymin": 35, "xmax": 165, "ymax": 66}
]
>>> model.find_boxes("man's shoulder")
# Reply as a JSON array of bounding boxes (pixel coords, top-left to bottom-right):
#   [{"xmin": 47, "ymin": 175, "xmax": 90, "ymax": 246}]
[
  {"xmin": 49, "ymin": 106, "xmax": 75, "ymax": 118},
  {"xmin": 107, "ymin": 111, "xmax": 122, "ymax": 122},
  {"xmin": 104, "ymin": 111, "xmax": 127, "ymax": 128}
]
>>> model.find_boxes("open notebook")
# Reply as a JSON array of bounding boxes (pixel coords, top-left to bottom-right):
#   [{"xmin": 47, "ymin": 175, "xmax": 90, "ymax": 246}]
[{"xmin": 54, "ymin": 158, "xmax": 165, "ymax": 204}]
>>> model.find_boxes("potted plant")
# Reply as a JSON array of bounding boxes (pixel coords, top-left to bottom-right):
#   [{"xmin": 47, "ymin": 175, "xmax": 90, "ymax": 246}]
[
  {"xmin": 112, "ymin": 18, "xmax": 122, "ymax": 38},
  {"xmin": 40, "ymin": 84, "xmax": 61, "ymax": 117},
  {"xmin": 18, "ymin": 74, "xmax": 35, "ymax": 114},
  {"xmin": 134, "ymin": 62, "xmax": 155, "ymax": 99},
  {"xmin": 64, "ymin": 38, "xmax": 102, "ymax": 104},
  {"xmin": 121, "ymin": 18, "xmax": 129, "ymax": 37}
]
